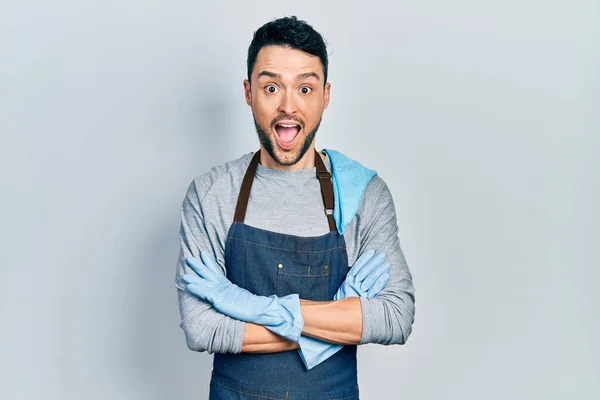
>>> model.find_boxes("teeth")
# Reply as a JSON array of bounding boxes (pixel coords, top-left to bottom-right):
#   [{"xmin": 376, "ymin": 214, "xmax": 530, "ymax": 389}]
[{"xmin": 278, "ymin": 124, "xmax": 299, "ymax": 128}]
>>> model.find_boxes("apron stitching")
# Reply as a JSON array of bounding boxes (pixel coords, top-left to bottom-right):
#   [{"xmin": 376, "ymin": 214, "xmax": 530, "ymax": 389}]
[
  {"xmin": 212, "ymin": 378, "xmax": 287, "ymax": 400},
  {"xmin": 276, "ymin": 268, "xmax": 280, "ymax": 296},
  {"xmin": 279, "ymin": 272, "xmax": 329, "ymax": 277},
  {"xmin": 226, "ymin": 237, "xmax": 346, "ymax": 253}
]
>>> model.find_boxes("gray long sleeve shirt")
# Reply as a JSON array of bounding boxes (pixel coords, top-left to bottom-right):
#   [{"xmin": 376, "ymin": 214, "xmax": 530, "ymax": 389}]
[{"xmin": 174, "ymin": 150, "xmax": 415, "ymax": 354}]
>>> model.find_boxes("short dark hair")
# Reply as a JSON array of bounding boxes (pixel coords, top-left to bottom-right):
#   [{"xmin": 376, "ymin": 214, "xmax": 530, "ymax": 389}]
[{"xmin": 247, "ymin": 16, "xmax": 329, "ymax": 85}]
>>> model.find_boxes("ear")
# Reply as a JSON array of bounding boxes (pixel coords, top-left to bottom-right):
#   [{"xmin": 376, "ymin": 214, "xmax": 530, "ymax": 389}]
[
  {"xmin": 243, "ymin": 79, "xmax": 252, "ymax": 106},
  {"xmin": 323, "ymin": 81, "xmax": 331, "ymax": 110}
]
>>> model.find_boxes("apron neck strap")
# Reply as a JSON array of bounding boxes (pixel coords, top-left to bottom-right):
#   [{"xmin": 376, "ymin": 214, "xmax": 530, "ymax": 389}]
[
  {"xmin": 233, "ymin": 149, "xmax": 337, "ymax": 233},
  {"xmin": 314, "ymin": 150, "xmax": 337, "ymax": 232}
]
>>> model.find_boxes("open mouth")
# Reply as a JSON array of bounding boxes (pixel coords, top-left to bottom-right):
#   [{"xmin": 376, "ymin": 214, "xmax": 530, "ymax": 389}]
[{"xmin": 274, "ymin": 122, "xmax": 302, "ymax": 149}]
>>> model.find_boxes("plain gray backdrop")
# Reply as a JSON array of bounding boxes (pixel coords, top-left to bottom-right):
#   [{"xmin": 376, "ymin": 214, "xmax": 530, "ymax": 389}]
[{"xmin": 1, "ymin": 1, "xmax": 598, "ymax": 399}]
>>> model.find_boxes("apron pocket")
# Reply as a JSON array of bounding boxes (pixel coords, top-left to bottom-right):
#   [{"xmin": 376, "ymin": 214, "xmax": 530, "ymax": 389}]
[{"xmin": 276, "ymin": 263, "xmax": 330, "ymax": 301}]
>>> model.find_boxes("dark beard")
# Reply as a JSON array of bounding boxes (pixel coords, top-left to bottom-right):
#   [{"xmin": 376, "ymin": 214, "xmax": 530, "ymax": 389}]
[{"xmin": 253, "ymin": 116, "xmax": 321, "ymax": 167}]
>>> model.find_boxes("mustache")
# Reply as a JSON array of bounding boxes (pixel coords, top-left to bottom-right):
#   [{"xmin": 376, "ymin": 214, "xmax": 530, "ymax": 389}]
[{"xmin": 270, "ymin": 115, "xmax": 305, "ymax": 129}]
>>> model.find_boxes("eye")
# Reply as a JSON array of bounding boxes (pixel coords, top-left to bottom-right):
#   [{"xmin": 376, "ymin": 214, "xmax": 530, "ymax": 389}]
[
  {"xmin": 300, "ymin": 86, "xmax": 312, "ymax": 94},
  {"xmin": 265, "ymin": 85, "xmax": 278, "ymax": 93}
]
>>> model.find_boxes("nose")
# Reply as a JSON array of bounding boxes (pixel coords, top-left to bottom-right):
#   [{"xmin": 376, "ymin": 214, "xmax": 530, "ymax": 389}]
[{"xmin": 277, "ymin": 90, "xmax": 296, "ymax": 115}]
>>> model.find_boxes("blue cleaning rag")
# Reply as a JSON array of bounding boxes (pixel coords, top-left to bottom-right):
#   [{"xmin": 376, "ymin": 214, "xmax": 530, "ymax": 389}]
[{"xmin": 323, "ymin": 149, "xmax": 378, "ymax": 235}]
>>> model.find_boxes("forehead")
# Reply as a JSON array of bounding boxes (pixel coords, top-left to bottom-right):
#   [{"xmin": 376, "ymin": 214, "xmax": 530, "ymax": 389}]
[{"xmin": 253, "ymin": 45, "xmax": 323, "ymax": 80}]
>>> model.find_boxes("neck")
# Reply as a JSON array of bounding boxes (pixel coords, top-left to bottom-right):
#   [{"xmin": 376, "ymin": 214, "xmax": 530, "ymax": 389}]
[{"xmin": 259, "ymin": 144, "xmax": 323, "ymax": 171}]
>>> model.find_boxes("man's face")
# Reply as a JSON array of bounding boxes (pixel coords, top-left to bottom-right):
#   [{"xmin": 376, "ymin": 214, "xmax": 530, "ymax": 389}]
[{"xmin": 244, "ymin": 45, "xmax": 331, "ymax": 167}]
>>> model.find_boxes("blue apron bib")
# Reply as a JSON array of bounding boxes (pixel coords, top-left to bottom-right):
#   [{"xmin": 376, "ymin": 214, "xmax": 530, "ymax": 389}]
[{"xmin": 209, "ymin": 149, "xmax": 359, "ymax": 400}]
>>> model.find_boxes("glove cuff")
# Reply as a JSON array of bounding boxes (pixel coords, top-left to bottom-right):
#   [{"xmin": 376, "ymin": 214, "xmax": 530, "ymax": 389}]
[{"xmin": 264, "ymin": 294, "xmax": 304, "ymax": 342}]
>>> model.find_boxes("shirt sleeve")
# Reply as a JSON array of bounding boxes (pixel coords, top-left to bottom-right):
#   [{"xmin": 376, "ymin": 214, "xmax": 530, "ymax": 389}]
[
  {"xmin": 355, "ymin": 176, "xmax": 416, "ymax": 345},
  {"xmin": 174, "ymin": 178, "xmax": 245, "ymax": 354}
]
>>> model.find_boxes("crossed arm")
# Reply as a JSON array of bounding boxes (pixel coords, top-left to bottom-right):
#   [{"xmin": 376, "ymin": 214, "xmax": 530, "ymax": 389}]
[{"xmin": 241, "ymin": 298, "xmax": 362, "ymax": 353}]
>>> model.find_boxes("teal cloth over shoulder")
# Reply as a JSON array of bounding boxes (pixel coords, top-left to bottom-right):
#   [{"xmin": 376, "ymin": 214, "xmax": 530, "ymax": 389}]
[{"xmin": 322, "ymin": 149, "xmax": 378, "ymax": 235}]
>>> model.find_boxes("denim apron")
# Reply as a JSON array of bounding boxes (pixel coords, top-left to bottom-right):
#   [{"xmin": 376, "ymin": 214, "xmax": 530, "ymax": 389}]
[{"xmin": 209, "ymin": 149, "xmax": 359, "ymax": 400}]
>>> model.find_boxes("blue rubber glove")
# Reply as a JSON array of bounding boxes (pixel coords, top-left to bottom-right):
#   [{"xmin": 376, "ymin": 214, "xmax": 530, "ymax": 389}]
[
  {"xmin": 183, "ymin": 251, "xmax": 304, "ymax": 343},
  {"xmin": 334, "ymin": 249, "xmax": 391, "ymax": 301},
  {"xmin": 297, "ymin": 249, "xmax": 391, "ymax": 370}
]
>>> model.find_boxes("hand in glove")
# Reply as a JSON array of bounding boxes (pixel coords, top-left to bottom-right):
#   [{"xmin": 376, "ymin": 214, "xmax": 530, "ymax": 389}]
[
  {"xmin": 183, "ymin": 251, "xmax": 304, "ymax": 343},
  {"xmin": 297, "ymin": 249, "xmax": 391, "ymax": 370},
  {"xmin": 334, "ymin": 249, "xmax": 390, "ymax": 300}
]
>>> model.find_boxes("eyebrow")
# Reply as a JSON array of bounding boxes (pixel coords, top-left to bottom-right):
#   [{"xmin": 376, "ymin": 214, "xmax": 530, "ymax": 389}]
[{"xmin": 256, "ymin": 71, "xmax": 321, "ymax": 81}]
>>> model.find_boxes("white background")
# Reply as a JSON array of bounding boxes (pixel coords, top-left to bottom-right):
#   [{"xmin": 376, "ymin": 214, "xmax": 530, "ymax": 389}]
[{"xmin": 1, "ymin": 1, "xmax": 598, "ymax": 399}]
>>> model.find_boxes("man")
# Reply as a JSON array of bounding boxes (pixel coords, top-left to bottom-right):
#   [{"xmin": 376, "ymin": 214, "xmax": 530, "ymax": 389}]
[{"xmin": 175, "ymin": 16, "xmax": 415, "ymax": 400}]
